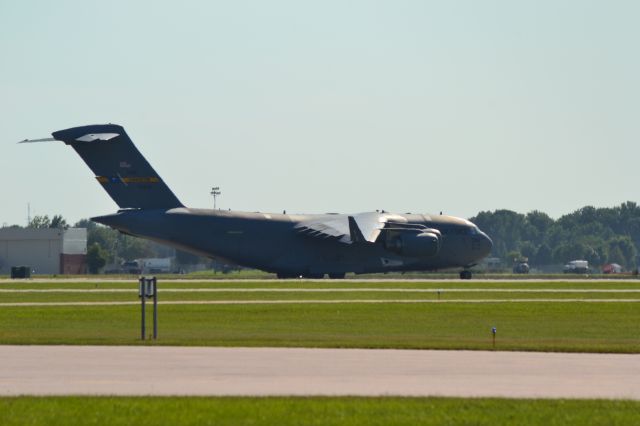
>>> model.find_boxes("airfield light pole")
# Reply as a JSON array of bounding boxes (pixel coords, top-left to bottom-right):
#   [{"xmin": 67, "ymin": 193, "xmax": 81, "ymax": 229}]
[
  {"xmin": 211, "ymin": 187, "xmax": 221, "ymax": 209},
  {"xmin": 138, "ymin": 277, "xmax": 158, "ymax": 340},
  {"xmin": 153, "ymin": 277, "xmax": 158, "ymax": 340}
]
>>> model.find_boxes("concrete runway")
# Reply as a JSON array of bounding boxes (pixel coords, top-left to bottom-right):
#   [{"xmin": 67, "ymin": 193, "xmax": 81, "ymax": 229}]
[{"xmin": 1, "ymin": 346, "xmax": 639, "ymax": 399}]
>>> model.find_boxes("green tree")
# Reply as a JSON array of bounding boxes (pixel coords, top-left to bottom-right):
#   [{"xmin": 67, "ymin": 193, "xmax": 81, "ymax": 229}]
[
  {"xmin": 86, "ymin": 226, "xmax": 118, "ymax": 263},
  {"xmin": 87, "ymin": 243, "xmax": 107, "ymax": 274},
  {"xmin": 50, "ymin": 215, "xmax": 68, "ymax": 229},
  {"xmin": 28, "ymin": 215, "xmax": 51, "ymax": 228},
  {"xmin": 504, "ymin": 250, "xmax": 522, "ymax": 264},
  {"xmin": 518, "ymin": 241, "xmax": 537, "ymax": 261},
  {"xmin": 607, "ymin": 236, "xmax": 637, "ymax": 267},
  {"xmin": 526, "ymin": 210, "xmax": 554, "ymax": 240},
  {"xmin": 471, "ymin": 201, "xmax": 640, "ymax": 268},
  {"xmin": 607, "ymin": 246, "xmax": 625, "ymax": 266},
  {"xmin": 74, "ymin": 218, "xmax": 97, "ymax": 231},
  {"xmin": 118, "ymin": 234, "xmax": 154, "ymax": 261},
  {"xmin": 28, "ymin": 214, "xmax": 68, "ymax": 229},
  {"xmin": 534, "ymin": 244, "xmax": 553, "ymax": 266}
]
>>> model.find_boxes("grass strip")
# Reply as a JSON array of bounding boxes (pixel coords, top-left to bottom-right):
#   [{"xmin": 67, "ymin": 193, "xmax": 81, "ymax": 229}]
[
  {"xmin": 0, "ymin": 302, "xmax": 638, "ymax": 352},
  {"xmin": 0, "ymin": 396, "xmax": 639, "ymax": 426},
  {"xmin": 2, "ymin": 280, "xmax": 640, "ymax": 290}
]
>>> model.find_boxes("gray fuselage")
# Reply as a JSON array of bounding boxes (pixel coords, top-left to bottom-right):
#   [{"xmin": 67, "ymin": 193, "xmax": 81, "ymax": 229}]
[{"xmin": 94, "ymin": 208, "xmax": 493, "ymax": 277}]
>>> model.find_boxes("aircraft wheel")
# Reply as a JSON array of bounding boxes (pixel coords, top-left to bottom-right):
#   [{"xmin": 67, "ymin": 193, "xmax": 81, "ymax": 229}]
[
  {"xmin": 328, "ymin": 273, "xmax": 346, "ymax": 279},
  {"xmin": 305, "ymin": 273, "xmax": 325, "ymax": 279},
  {"xmin": 459, "ymin": 270, "xmax": 472, "ymax": 280},
  {"xmin": 276, "ymin": 272, "xmax": 298, "ymax": 279}
]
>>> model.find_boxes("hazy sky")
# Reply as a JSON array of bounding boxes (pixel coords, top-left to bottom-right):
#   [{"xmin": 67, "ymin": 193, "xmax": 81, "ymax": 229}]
[{"xmin": 1, "ymin": 1, "xmax": 639, "ymax": 226}]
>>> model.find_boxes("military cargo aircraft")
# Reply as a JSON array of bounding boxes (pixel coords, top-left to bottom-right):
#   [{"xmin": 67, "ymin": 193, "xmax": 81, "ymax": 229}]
[{"xmin": 22, "ymin": 124, "xmax": 492, "ymax": 279}]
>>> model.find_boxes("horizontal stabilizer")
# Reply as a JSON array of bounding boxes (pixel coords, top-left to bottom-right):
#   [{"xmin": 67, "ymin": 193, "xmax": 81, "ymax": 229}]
[{"xmin": 18, "ymin": 137, "xmax": 56, "ymax": 143}]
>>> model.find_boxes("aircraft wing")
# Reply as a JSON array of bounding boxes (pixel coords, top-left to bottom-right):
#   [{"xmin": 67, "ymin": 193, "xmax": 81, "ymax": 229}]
[
  {"xmin": 295, "ymin": 215, "xmax": 351, "ymax": 243},
  {"xmin": 295, "ymin": 212, "xmax": 407, "ymax": 244}
]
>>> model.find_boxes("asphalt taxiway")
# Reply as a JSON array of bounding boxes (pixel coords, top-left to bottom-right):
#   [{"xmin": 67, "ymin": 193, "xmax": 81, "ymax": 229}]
[{"xmin": 1, "ymin": 346, "xmax": 639, "ymax": 399}]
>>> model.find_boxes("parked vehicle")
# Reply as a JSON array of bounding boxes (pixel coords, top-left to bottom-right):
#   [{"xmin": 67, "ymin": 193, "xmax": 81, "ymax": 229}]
[
  {"xmin": 563, "ymin": 260, "xmax": 590, "ymax": 274},
  {"xmin": 138, "ymin": 258, "xmax": 172, "ymax": 274},
  {"xmin": 512, "ymin": 261, "xmax": 530, "ymax": 274},
  {"xmin": 121, "ymin": 260, "xmax": 142, "ymax": 274},
  {"xmin": 602, "ymin": 263, "xmax": 623, "ymax": 274}
]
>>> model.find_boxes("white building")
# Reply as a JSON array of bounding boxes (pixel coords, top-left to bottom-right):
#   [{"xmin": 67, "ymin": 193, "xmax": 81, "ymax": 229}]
[{"xmin": 0, "ymin": 228, "xmax": 87, "ymax": 275}]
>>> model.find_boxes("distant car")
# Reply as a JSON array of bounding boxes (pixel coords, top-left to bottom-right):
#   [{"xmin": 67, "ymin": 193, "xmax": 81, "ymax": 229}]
[
  {"xmin": 513, "ymin": 262, "xmax": 530, "ymax": 274},
  {"xmin": 602, "ymin": 263, "xmax": 623, "ymax": 274},
  {"xmin": 121, "ymin": 260, "xmax": 142, "ymax": 275},
  {"xmin": 563, "ymin": 260, "xmax": 590, "ymax": 274}
]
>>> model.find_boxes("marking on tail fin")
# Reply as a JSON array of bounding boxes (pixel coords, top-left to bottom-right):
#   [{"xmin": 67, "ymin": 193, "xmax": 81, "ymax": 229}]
[
  {"xmin": 96, "ymin": 176, "xmax": 161, "ymax": 184},
  {"xmin": 75, "ymin": 133, "xmax": 119, "ymax": 142},
  {"xmin": 116, "ymin": 174, "xmax": 128, "ymax": 187}
]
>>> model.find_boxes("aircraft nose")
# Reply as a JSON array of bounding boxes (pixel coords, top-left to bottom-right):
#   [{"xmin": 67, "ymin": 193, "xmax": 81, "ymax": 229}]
[{"xmin": 480, "ymin": 231, "xmax": 493, "ymax": 256}]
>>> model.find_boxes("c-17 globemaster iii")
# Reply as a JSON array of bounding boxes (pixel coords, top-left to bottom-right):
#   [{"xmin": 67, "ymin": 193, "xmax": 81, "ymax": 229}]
[{"xmin": 22, "ymin": 124, "xmax": 492, "ymax": 279}]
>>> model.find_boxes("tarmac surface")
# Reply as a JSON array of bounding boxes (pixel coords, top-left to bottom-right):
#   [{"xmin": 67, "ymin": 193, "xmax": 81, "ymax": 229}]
[{"xmin": 1, "ymin": 345, "xmax": 639, "ymax": 399}]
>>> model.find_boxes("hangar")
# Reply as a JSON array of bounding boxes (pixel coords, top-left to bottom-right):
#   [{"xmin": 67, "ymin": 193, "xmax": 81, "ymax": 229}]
[{"xmin": 0, "ymin": 228, "xmax": 87, "ymax": 275}]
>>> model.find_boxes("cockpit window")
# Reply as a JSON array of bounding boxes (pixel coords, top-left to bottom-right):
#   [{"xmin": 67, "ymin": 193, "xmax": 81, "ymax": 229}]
[
  {"xmin": 438, "ymin": 225, "xmax": 467, "ymax": 235},
  {"xmin": 436, "ymin": 225, "xmax": 481, "ymax": 236}
]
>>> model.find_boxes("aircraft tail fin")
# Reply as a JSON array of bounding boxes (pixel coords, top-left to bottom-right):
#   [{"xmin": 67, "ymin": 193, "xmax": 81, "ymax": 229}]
[{"xmin": 50, "ymin": 124, "xmax": 184, "ymax": 210}]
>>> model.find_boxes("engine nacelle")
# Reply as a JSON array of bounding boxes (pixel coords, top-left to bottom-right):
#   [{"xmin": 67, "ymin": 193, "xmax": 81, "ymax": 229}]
[{"xmin": 387, "ymin": 231, "xmax": 441, "ymax": 257}]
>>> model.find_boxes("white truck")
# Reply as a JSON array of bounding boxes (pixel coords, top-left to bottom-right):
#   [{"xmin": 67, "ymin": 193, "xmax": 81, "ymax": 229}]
[
  {"xmin": 563, "ymin": 260, "xmax": 590, "ymax": 274},
  {"xmin": 138, "ymin": 258, "xmax": 172, "ymax": 274}
]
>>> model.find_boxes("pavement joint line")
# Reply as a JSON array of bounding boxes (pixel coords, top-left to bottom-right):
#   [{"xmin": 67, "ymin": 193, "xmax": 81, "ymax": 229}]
[
  {"xmin": 2, "ymin": 288, "xmax": 640, "ymax": 293},
  {"xmin": 2, "ymin": 299, "xmax": 640, "ymax": 306}
]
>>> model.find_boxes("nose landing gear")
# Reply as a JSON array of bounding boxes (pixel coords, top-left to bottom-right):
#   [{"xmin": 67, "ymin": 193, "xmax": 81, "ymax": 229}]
[{"xmin": 459, "ymin": 270, "xmax": 473, "ymax": 280}]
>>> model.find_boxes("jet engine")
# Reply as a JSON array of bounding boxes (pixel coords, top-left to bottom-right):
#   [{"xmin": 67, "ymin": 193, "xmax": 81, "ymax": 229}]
[{"xmin": 385, "ymin": 229, "xmax": 441, "ymax": 257}]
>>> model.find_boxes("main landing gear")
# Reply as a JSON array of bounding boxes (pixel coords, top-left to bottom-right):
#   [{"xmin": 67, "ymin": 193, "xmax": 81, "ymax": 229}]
[
  {"xmin": 276, "ymin": 272, "xmax": 346, "ymax": 279},
  {"xmin": 459, "ymin": 270, "xmax": 473, "ymax": 280},
  {"xmin": 276, "ymin": 272, "xmax": 300, "ymax": 279}
]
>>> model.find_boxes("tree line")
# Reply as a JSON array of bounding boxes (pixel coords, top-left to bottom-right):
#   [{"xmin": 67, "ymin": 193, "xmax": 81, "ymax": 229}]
[{"xmin": 470, "ymin": 201, "xmax": 640, "ymax": 268}]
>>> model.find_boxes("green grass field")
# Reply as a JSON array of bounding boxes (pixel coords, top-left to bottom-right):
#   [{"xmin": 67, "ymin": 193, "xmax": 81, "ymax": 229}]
[
  {"xmin": 1, "ymin": 280, "xmax": 638, "ymax": 352},
  {"xmin": 2, "ymin": 280, "xmax": 640, "ymax": 424},
  {"xmin": 1, "ymin": 397, "xmax": 639, "ymax": 426}
]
